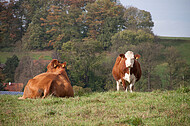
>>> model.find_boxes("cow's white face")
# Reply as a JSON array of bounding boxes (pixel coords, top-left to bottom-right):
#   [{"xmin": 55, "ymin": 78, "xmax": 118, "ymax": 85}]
[{"xmin": 124, "ymin": 51, "xmax": 135, "ymax": 68}]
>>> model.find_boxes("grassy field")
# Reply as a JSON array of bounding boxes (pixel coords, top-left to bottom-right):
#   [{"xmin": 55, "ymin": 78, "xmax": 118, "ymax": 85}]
[
  {"xmin": 158, "ymin": 36, "xmax": 190, "ymax": 40},
  {"xmin": 0, "ymin": 51, "xmax": 53, "ymax": 64},
  {"xmin": 0, "ymin": 89, "xmax": 189, "ymax": 126}
]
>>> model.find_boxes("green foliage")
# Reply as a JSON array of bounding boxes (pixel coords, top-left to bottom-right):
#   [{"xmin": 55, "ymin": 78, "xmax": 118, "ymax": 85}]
[
  {"xmin": 0, "ymin": 1, "xmax": 23, "ymax": 48},
  {"xmin": 111, "ymin": 29, "xmax": 154, "ymax": 51},
  {"xmin": 3, "ymin": 55, "xmax": 19, "ymax": 82},
  {"xmin": 22, "ymin": 4, "xmax": 51, "ymax": 50},
  {"xmin": 82, "ymin": 0, "xmax": 125, "ymax": 49},
  {"xmin": 0, "ymin": 91, "xmax": 189, "ymax": 125},
  {"xmin": 60, "ymin": 39, "xmax": 105, "ymax": 91}
]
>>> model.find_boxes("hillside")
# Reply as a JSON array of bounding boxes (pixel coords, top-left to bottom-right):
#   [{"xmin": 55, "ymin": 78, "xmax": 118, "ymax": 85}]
[
  {"xmin": 1, "ymin": 37, "xmax": 189, "ymax": 64},
  {"xmin": 158, "ymin": 36, "xmax": 190, "ymax": 64},
  {"xmin": 0, "ymin": 51, "xmax": 53, "ymax": 64},
  {"xmin": 0, "ymin": 89, "xmax": 189, "ymax": 125}
]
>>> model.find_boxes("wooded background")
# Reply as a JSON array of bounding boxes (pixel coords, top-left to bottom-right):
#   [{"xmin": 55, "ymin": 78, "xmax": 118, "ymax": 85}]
[{"xmin": 0, "ymin": 0, "xmax": 190, "ymax": 92}]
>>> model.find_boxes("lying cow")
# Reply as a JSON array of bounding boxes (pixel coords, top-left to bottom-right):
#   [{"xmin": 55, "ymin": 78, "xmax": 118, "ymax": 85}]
[
  {"xmin": 112, "ymin": 51, "xmax": 141, "ymax": 92},
  {"xmin": 18, "ymin": 59, "xmax": 74, "ymax": 99}
]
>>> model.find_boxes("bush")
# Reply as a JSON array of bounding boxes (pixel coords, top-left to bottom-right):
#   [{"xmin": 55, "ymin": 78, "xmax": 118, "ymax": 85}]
[{"xmin": 73, "ymin": 86, "xmax": 92, "ymax": 96}]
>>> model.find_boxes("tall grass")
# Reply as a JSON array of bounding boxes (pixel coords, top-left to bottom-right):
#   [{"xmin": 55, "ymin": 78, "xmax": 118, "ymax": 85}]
[{"xmin": 0, "ymin": 89, "xmax": 189, "ymax": 125}]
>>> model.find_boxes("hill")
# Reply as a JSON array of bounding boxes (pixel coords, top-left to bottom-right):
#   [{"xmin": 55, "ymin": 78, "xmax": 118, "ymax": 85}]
[
  {"xmin": 1, "ymin": 36, "xmax": 189, "ymax": 64},
  {"xmin": 158, "ymin": 36, "xmax": 190, "ymax": 64},
  {"xmin": 0, "ymin": 89, "xmax": 189, "ymax": 125},
  {"xmin": 0, "ymin": 51, "xmax": 53, "ymax": 64}
]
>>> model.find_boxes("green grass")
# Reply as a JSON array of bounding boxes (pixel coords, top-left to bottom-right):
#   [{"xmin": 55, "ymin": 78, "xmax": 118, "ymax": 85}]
[
  {"xmin": 158, "ymin": 36, "xmax": 190, "ymax": 40},
  {"xmin": 0, "ymin": 90, "xmax": 189, "ymax": 125},
  {"xmin": 0, "ymin": 51, "xmax": 53, "ymax": 64}
]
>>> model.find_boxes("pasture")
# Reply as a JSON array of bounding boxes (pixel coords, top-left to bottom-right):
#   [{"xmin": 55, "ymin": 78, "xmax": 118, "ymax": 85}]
[{"xmin": 0, "ymin": 89, "xmax": 189, "ymax": 125}]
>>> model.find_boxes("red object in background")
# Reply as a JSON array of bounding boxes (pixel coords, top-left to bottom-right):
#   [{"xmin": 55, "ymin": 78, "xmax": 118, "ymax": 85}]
[{"xmin": 3, "ymin": 83, "xmax": 24, "ymax": 92}]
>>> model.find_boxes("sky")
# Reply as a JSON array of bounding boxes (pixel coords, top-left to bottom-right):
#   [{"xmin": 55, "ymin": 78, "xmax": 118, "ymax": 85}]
[{"xmin": 119, "ymin": 0, "xmax": 190, "ymax": 37}]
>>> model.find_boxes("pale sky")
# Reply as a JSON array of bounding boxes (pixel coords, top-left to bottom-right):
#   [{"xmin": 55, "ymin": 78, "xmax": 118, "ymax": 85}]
[{"xmin": 120, "ymin": 0, "xmax": 190, "ymax": 37}]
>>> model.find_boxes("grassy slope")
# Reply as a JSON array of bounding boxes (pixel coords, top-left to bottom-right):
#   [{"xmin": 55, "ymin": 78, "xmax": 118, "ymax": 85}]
[
  {"xmin": 0, "ymin": 51, "xmax": 53, "ymax": 64},
  {"xmin": 0, "ymin": 90, "xmax": 189, "ymax": 126},
  {"xmin": 158, "ymin": 36, "xmax": 190, "ymax": 64}
]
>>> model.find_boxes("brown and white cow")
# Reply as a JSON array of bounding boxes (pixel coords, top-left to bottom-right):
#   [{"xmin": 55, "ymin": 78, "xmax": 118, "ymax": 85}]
[
  {"xmin": 18, "ymin": 59, "xmax": 74, "ymax": 99},
  {"xmin": 112, "ymin": 51, "xmax": 141, "ymax": 92}
]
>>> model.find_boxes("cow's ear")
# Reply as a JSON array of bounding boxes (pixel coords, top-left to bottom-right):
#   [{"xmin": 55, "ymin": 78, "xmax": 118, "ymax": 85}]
[
  {"xmin": 62, "ymin": 62, "xmax": 67, "ymax": 68},
  {"xmin": 135, "ymin": 54, "xmax": 141, "ymax": 60},
  {"xmin": 51, "ymin": 59, "xmax": 59, "ymax": 68},
  {"xmin": 119, "ymin": 54, "xmax": 125, "ymax": 58}
]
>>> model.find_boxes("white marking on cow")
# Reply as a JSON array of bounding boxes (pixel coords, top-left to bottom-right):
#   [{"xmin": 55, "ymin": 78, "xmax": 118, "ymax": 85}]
[
  {"xmin": 116, "ymin": 79, "xmax": 121, "ymax": 91},
  {"xmin": 123, "ymin": 71, "xmax": 130, "ymax": 83},
  {"xmin": 124, "ymin": 73, "xmax": 136, "ymax": 92},
  {"xmin": 129, "ymin": 74, "xmax": 137, "ymax": 92},
  {"xmin": 125, "ymin": 51, "xmax": 135, "ymax": 68}
]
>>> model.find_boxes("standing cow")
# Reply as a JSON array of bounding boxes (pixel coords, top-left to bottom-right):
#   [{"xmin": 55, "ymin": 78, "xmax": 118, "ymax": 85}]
[
  {"xmin": 18, "ymin": 59, "xmax": 74, "ymax": 99},
  {"xmin": 112, "ymin": 51, "xmax": 141, "ymax": 92}
]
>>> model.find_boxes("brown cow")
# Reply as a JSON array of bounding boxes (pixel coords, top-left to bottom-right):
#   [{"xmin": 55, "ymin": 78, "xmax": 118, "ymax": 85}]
[
  {"xmin": 112, "ymin": 51, "xmax": 141, "ymax": 92},
  {"xmin": 18, "ymin": 59, "xmax": 74, "ymax": 99}
]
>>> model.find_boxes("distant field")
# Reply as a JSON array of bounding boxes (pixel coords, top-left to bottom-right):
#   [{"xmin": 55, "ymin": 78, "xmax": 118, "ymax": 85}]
[
  {"xmin": 158, "ymin": 36, "xmax": 190, "ymax": 40},
  {"xmin": 158, "ymin": 36, "xmax": 190, "ymax": 64},
  {"xmin": 0, "ymin": 51, "xmax": 53, "ymax": 64},
  {"xmin": 0, "ymin": 90, "xmax": 189, "ymax": 125}
]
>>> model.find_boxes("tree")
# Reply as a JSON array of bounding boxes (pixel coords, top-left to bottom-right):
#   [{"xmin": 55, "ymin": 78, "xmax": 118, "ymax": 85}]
[
  {"xmin": 40, "ymin": 0, "xmax": 96, "ymax": 50},
  {"xmin": 60, "ymin": 39, "xmax": 104, "ymax": 91},
  {"xmin": 123, "ymin": 6, "xmax": 154, "ymax": 32},
  {"xmin": 78, "ymin": 0, "xmax": 125, "ymax": 49},
  {"xmin": 14, "ymin": 56, "xmax": 48, "ymax": 86},
  {"xmin": 111, "ymin": 29, "xmax": 154, "ymax": 52},
  {"xmin": 134, "ymin": 42, "xmax": 163, "ymax": 91},
  {"xmin": 0, "ymin": 62, "xmax": 5, "ymax": 91},
  {"xmin": 3, "ymin": 55, "xmax": 19, "ymax": 82},
  {"xmin": 164, "ymin": 46, "xmax": 190, "ymax": 89},
  {"xmin": 0, "ymin": 0, "xmax": 23, "ymax": 48},
  {"xmin": 24, "ymin": 7, "xmax": 49, "ymax": 50}
]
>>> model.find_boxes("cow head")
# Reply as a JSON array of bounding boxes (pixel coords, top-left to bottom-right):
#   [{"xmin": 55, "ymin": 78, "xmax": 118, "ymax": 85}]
[
  {"xmin": 47, "ymin": 59, "xmax": 66, "ymax": 72},
  {"xmin": 120, "ymin": 51, "xmax": 140, "ymax": 68}
]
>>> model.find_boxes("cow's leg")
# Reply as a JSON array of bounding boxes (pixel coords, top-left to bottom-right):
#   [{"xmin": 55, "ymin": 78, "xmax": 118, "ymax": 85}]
[
  {"xmin": 42, "ymin": 80, "xmax": 52, "ymax": 99},
  {"xmin": 121, "ymin": 79, "xmax": 127, "ymax": 90},
  {"xmin": 129, "ymin": 74, "xmax": 137, "ymax": 92},
  {"xmin": 125, "ymin": 81, "xmax": 130, "ymax": 92},
  {"xmin": 129, "ymin": 84, "xmax": 133, "ymax": 92},
  {"xmin": 116, "ymin": 81, "xmax": 120, "ymax": 91},
  {"xmin": 129, "ymin": 79, "xmax": 136, "ymax": 93},
  {"xmin": 42, "ymin": 89, "xmax": 49, "ymax": 99}
]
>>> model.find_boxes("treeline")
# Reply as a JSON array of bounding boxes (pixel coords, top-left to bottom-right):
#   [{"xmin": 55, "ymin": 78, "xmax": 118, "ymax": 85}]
[{"xmin": 0, "ymin": 0, "xmax": 189, "ymax": 92}]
